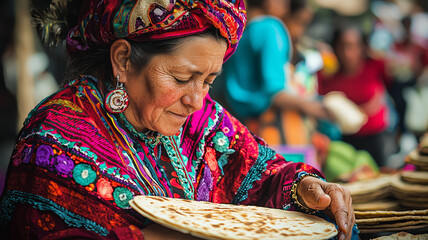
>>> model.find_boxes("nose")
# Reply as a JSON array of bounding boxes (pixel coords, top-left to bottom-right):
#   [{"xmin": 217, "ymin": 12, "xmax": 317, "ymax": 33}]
[{"xmin": 182, "ymin": 83, "xmax": 207, "ymax": 112}]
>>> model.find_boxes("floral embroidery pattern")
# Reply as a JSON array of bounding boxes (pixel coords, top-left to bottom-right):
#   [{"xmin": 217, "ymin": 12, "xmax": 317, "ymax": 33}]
[
  {"xmin": 37, "ymin": 212, "xmax": 56, "ymax": 231},
  {"xmin": 47, "ymin": 181, "xmax": 62, "ymax": 197},
  {"xmin": 22, "ymin": 146, "xmax": 33, "ymax": 163},
  {"xmin": 213, "ymin": 132, "xmax": 230, "ymax": 153},
  {"xmin": 54, "ymin": 155, "xmax": 75, "ymax": 175},
  {"xmin": 218, "ymin": 149, "xmax": 236, "ymax": 175},
  {"xmin": 113, "ymin": 187, "xmax": 133, "ymax": 209},
  {"xmin": 36, "ymin": 145, "xmax": 53, "ymax": 167},
  {"xmin": 73, "ymin": 164, "xmax": 97, "ymax": 186},
  {"xmin": 96, "ymin": 178, "xmax": 114, "ymax": 200}
]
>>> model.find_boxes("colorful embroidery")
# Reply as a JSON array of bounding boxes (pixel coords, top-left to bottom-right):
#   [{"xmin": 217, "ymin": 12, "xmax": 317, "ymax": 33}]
[
  {"xmin": 54, "ymin": 154, "xmax": 75, "ymax": 175},
  {"xmin": 113, "ymin": 187, "xmax": 134, "ymax": 209},
  {"xmin": 232, "ymin": 144, "xmax": 276, "ymax": 204},
  {"xmin": 213, "ymin": 131, "xmax": 229, "ymax": 152},
  {"xmin": 1, "ymin": 75, "xmax": 326, "ymax": 238},
  {"xmin": 35, "ymin": 145, "xmax": 53, "ymax": 167},
  {"xmin": 96, "ymin": 178, "xmax": 114, "ymax": 200},
  {"xmin": 73, "ymin": 164, "xmax": 97, "ymax": 186},
  {"xmin": 1, "ymin": 190, "xmax": 109, "ymax": 236}
]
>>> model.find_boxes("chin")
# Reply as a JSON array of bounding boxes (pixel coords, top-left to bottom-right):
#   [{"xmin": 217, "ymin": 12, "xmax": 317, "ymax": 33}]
[{"xmin": 155, "ymin": 124, "xmax": 183, "ymax": 136}]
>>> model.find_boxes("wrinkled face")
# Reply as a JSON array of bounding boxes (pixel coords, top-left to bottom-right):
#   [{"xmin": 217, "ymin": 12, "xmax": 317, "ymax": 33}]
[
  {"xmin": 335, "ymin": 29, "xmax": 364, "ymax": 71},
  {"xmin": 123, "ymin": 36, "xmax": 227, "ymax": 136}
]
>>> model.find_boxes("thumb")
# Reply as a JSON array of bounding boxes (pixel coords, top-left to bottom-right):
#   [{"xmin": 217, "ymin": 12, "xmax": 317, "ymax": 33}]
[{"xmin": 303, "ymin": 182, "xmax": 331, "ymax": 210}]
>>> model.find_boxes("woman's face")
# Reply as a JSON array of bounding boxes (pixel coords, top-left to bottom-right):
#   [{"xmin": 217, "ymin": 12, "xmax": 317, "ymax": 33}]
[
  {"xmin": 264, "ymin": 0, "xmax": 289, "ymax": 19},
  {"xmin": 285, "ymin": 8, "xmax": 313, "ymax": 44},
  {"xmin": 123, "ymin": 36, "xmax": 227, "ymax": 136},
  {"xmin": 335, "ymin": 29, "xmax": 364, "ymax": 71}
]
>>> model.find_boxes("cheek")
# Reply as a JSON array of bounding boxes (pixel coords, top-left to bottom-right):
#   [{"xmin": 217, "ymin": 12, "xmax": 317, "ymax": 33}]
[{"xmin": 152, "ymin": 86, "xmax": 183, "ymax": 109}]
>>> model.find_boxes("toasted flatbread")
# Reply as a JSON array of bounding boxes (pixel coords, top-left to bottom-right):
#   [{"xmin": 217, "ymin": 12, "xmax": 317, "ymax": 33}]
[
  {"xmin": 356, "ymin": 216, "xmax": 428, "ymax": 225},
  {"xmin": 355, "ymin": 209, "xmax": 428, "ymax": 219},
  {"xmin": 392, "ymin": 189, "xmax": 428, "ymax": 201},
  {"xmin": 405, "ymin": 150, "xmax": 428, "ymax": 167},
  {"xmin": 130, "ymin": 195, "xmax": 337, "ymax": 240},
  {"xmin": 401, "ymin": 171, "xmax": 428, "ymax": 185},
  {"xmin": 340, "ymin": 174, "xmax": 394, "ymax": 196},
  {"xmin": 351, "ymin": 188, "xmax": 392, "ymax": 204},
  {"xmin": 352, "ymin": 200, "xmax": 400, "ymax": 211},
  {"xmin": 399, "ymin": 200, "xmax": 428, "ymax": 210},
  {"xmin": 419, "ymin": 133, "xmax": 428, "ymax": 156},
  {"xmin": 357, "ymin": 220, "xmax": 428, "ymax": 229},
  {"xmin": 359, "ymin": 225, "xmax": 428, "ymax": 234},
  {"xmin": 371, "ymin": 231, "xmax": 428, "ymax": 240},
  {"xmin": 391, "ymin": 174, "xmax": 428, "ymax": 196}
]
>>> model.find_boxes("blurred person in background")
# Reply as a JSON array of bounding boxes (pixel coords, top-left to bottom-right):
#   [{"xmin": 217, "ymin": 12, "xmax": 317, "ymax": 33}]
[
  {"xmin": 318, "ymin": 26, "xmax": 393, "ymax": 167},
  {"xmin": 221, "ymin": 0, "xmax": 332, "ymax": 157},
  {"xmin": 387, "ymin": 16, "xmax": 428, "ymax": 140}
]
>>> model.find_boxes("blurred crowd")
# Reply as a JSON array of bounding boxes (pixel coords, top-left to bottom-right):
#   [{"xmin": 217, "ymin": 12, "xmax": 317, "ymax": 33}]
[{"xmin": 1, "ymin": 0, "xmax": 428, "ymax": 192}]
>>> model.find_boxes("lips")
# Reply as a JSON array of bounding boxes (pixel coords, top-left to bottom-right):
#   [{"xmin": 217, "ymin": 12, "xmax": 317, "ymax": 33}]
[{"xmin": 170, "ymin": 112, "xmax": 189, "ymax": 120}]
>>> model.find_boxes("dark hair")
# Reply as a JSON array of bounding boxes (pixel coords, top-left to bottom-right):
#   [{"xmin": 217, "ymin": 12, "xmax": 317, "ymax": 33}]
[
  {"xmin": 246, "ymin": 0, "xmax": 264, "ymax": 9},
  {"xmin": 64, "ymin": 27, "xmax": 224, "ymax": 85},
  {"xmin": 289, "ymin": 0, "xmax": 308, "ymax": 14},
  {"xmin": 331, "ymin": 25, "xmax": 368, "ymax": 49}
]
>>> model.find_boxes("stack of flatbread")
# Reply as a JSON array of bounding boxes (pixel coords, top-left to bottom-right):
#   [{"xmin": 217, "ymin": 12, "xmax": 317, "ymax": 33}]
[
  {"xmin": 340, "ymin": 174, "xmax": 400, "ymax": 211},
  {"xmin": 372, "ymin": 231, "xmax": 428, "ymax": 240},
  {"xmin": 392, "ymin": 173, "xmax": 428, "ymax": 209},
  {"xmin": 395, "ymin": 133, "xmax": 428, "ymax": 209},
  {"xmin": 355, "ymin": 209, "xmax": 428, "ymax": 234},
  {"xmin": 130, "ymin": 195, "xmax": 337, "ymax": 240}
]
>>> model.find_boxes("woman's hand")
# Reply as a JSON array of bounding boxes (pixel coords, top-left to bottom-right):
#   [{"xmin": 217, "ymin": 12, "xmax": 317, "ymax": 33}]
[
  {"xmin": 296, "ymin": 176, "xmax": 354, "ymax": 240},
  {"xmin": 143, "ymin": 223, "xmax": 202, "ymax": 240}
]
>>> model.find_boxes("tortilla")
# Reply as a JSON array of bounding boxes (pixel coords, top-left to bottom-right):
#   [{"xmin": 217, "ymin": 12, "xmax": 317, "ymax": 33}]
[
  {"xmin": 357, "ymin": 220, "xmax": 428, "ymax": 229},
  {"xmin": 371, "ymin": 231, "xmax": 428, "ymax": 240},
  {"xmin": 391, "ymin": 174, "xmax": 428, "ymax": 196},
  {"xmin": 399, "ymin": 200, "xmax": 428, "ymax": 210},
  {"xmin": 392, "ymin": 193, "xmax": 428, "ymax": 202},
  {"xmin": 401, "ymin": 171, "xmax": 428, "ymax": 185},
  {"xmin": 356, "ymin": 215, "xmax": 428, "ymax": 225},
  {"xmin": 350, "ymin": 188, "xmax": 392, "ymax": 204},
  {"xmin": 352, "ymin": 200, "xmax": 400, "ymax": 211},
  {"xmin": 355, "ymin": 209, "xmax": 428, "ymax": 219},
  {"xmin": 405, "ymin": 150, "xmax": 428, "ymax": 167},
  {"xmin": 420, "ymin": 133, "xmax": 428, "ymax": 156},
  {"xmin": 359, "ymin": 225, "xmax": 428, "ymax": 234},
  {"xmin": 340, "ymin": 174, "xmax": 394, "ymax": 196},
  {"xmin": 130, "ymin": 195, "xmax": 337, "ymax": 240}
]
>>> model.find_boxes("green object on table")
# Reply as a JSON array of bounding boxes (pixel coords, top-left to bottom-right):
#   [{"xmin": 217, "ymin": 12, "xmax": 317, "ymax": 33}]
[{"xmin": 323, "ymin": 141, "xmax": 379, "ymax": 182}]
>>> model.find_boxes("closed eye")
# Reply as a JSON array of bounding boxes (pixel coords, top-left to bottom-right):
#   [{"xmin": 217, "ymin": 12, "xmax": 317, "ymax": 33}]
[
  {"xmin": 174, "ymin": 77, "xmax": 188, "ymax": 84},
  {"xmin": 205, "ymin": 81, "xmax": 214, "ymax": 89}
]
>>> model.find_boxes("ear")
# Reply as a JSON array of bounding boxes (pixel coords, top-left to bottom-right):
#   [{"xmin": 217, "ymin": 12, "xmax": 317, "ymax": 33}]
[{"xmin": 110, "ymin": 39, "xmax": 132, "ymax": 82}]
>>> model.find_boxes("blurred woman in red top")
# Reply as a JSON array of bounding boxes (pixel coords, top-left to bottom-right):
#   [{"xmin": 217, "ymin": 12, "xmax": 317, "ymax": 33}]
[{"xmin": 318, "ymin": 26, "xmax": 392, "ymax": 167}]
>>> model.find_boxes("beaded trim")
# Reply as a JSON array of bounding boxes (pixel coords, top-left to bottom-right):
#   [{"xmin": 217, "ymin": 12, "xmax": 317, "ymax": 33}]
[
  {"xmin": 290, "ymin": 172, "xmax": 322, "ymax": 214},
  {"xmin": 161, "ymin": 135, "xmax": 195, "ymax": 200},
  {"xmin": 232, "ymin": 144, "xmax": 275, "ymax": 204}
]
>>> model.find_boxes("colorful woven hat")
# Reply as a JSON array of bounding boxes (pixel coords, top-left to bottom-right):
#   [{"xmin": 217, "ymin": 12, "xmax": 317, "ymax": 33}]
[{"xmin": 66, "ymin": 0, "xmax": 247, "ymax": 60}]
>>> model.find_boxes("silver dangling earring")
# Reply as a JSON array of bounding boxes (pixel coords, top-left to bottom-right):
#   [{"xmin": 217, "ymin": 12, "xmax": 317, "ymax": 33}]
[{"xmin": 104, "ymin": 74, "xmax": 129, "ymax": 114}]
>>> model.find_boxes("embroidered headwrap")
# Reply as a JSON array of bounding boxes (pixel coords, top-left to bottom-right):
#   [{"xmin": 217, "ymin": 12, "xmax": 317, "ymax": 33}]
[{"xmin": 65, "ymin": 0, "xmax": 246, "ymax": 60}]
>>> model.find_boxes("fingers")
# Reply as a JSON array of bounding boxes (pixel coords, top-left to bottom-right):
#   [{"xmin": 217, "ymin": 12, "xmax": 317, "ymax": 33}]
[
  {"xmin": 324, "ymin": 184, "xmax": 354, "ymax": 240},
  {"xmin": 297, "ymin": 178, "xmax": 355, "ymax": 240},
  {"xmin": 297, "ymin": 177, "xmax": 331, "ymax": 210}
]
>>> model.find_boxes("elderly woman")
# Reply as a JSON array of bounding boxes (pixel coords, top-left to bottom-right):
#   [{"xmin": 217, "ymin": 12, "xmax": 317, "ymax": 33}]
[{"xmin": 0, "ymin": 0, "xmax": 355, "ymax": 239}]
